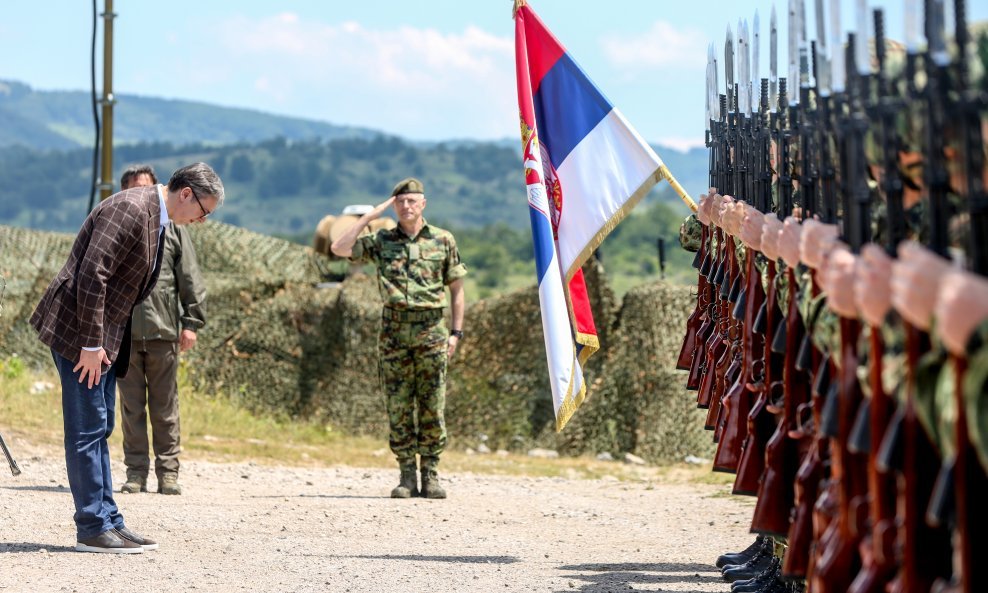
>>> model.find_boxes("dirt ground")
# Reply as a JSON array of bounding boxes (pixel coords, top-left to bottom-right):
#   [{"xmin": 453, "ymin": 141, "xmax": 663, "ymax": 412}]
[{"xmin": 0, "ymin": 438, "xmax": 755, "ymax": 593}]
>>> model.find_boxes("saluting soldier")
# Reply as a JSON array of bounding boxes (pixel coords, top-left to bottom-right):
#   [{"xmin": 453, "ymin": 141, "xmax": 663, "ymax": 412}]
[{"xmin": 331, "ymin": 177, "xmax": 467, "ymax": 499}]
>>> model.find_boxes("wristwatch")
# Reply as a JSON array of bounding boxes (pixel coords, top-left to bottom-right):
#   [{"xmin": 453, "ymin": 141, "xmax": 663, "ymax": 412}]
[{"xmin": 450, "ymin": 329, "xmax": 464, "ymax": 340}]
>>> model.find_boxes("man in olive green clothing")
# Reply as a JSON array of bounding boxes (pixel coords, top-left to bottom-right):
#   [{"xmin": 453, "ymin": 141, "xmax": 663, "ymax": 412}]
[
  {"xmin": 331, "ymin": 177, "xmax": 467, "ymax": 499},
  {"xmin": 117, "ymin": 165, "xmax": 207, "ymax": 496}
]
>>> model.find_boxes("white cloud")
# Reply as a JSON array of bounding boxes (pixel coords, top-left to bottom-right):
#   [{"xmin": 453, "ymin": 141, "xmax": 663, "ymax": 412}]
[
  {"xmin": 200, "ymin": 14, "xmax": 517, "ymax": 139},
  {"xmin": 600, "ymin": 20, "xmax": 707, "ymax": 71}
]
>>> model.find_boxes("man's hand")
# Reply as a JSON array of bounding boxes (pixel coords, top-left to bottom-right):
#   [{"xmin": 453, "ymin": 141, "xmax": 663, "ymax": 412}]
[
  {"xmin": 855, "ymin": 244, "xmax": 893, "ymax": 327},
  {"xmin": 74, "ymin": 348, "xmax": 110, "ymax": 389},
  {"xmin": 778, "ymin": 216, "xmax": 802, "ymax": 269},
  {"xmin": 891, "ymin": 241, "xmax": 952, "ymax": 331},
  {"xmin": 740, "ymin": 208, "xmax": 764, "ymax": 250},
  {"xmin": 936, "ymin": 270, "xmax": 988, "ymax": 356},
  {"xmin": 822, "ymin": 248, "xmax": 858, "ymax": 318},
  {"xmin": 799, "ymin": 220, "xmax": 840, "ymax": 269},
  {"xmin": 697, "ymin": 188, "xmax": 716, "ymax": 227},
  {"xmin": 330, "ymin": 196, "xmax": 395, "ymax": 257},
  {"xmin": 447, "ymin": 336, "xmax": 459, "ymax": 359},
  {"xmin": 179, "ymin": 329, "xmax": 198, "ymax": 353},
  {"xmin": 759, "ymin": 213, "xmax": 784, "ymax": 261}
]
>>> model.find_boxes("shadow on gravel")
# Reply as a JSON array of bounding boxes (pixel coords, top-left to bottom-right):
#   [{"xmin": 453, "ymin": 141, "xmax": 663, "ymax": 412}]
[
  {"xmin": 554, "ymin": 562, "xmax": 721, "ymax": 592},
  {"xmin": 0, "ymin": 542, "xmax": 75, "ymax": 554},
  {"xmin": 336, "ymin": 554, "xmax": 521, "ymax": 564},
  {"xmin": 247, "ymin": 494, "xmax": 385, "ymax": 500},
  {"xmin": 0, "ymin": 485, "xmax": 70, "ymax": 493}
]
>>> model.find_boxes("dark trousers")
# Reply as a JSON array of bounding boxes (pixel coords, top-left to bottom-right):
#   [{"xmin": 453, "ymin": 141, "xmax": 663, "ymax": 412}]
[
  {"xmin": 52, "ymin": 350, "xmax": 126, "ymax": 540},
  {"xmin": 117, "ymin": 339, "xmax": 181, "ymax": 478}
]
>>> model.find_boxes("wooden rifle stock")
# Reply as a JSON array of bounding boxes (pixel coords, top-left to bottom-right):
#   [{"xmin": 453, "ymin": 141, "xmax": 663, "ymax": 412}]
[
  {"xmin": 886, "ymin": 326, "xmax": 952, "ymax": 593},
  {"xmin": 812, "ymin": 318, "xmax": 868, "ymax": 593},
  {"xmin": 947, "ymin": 355, "xmax": 988, "ymax": 593},
  {"xmin": 678, "ymin": 225, "xmax": 710, "ymax": 370},
  {"xmin": 712, "ymin": 254, "xmax": 766, "ymax": 472},
  {"xmin": 751, "ymin": 268, "xmax": 811, "ymax": 537},
  {"xmin": 848, "ymin": 326, "xmax": 899, "ymax": 593},
  {"xmin": 733, "ymin": 260, "xmax": 783, "ymax": 496},
  {"xmin": 706, "ymin": 237, "xmax": 741, "ymax": 430}
]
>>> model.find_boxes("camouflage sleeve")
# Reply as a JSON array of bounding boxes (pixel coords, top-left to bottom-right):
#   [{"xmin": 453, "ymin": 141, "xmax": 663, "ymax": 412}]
[
  {"xmin": 444, "ymin": 234, "xmax": 467, "ymax": 284},
  {"xmin": 349, "ymin": 233, "xmax": 379, "ymax": 265},
  {"xmin": 964, "ymin": 320, "xmax": 988, "ymax": 472}
]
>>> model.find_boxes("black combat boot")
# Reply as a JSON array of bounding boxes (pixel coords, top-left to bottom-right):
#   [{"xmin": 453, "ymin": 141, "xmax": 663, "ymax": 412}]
[
  {"xmin": 722, "ymin": 537, "xmax": 773, "ymax": 582},
  {"xmin": 390, "ymin": 462, "xmax": 419, "ymax": 498},
  {"xmin": 716, "ymin": 535, "xmax": 766, "ymax": 568},
  {"xmin": 731, "ymin": 556, "xmax": 781, "ymax": 592}
]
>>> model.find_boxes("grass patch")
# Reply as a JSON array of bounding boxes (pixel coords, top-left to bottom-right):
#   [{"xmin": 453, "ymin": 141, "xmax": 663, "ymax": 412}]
[{"xmin": 0, "ymin": 356, "xmax": 727, "ymax": 485}]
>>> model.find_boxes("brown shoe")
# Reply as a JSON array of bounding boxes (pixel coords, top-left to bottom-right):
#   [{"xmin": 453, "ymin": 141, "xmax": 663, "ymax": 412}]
[
  {"xmin": 157, "ymin": 472, "xmax": 182, "ymax": 495},
  {"xmin": 114, "ymin": 527, "xmax": 159, "ymax": 551},
  {"xmin": 75, "ymin": 530, "xmax": 143, "ymax": 554}
]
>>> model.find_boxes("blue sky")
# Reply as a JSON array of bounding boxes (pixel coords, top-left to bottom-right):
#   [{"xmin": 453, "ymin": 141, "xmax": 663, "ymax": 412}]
[{"xmin": 1, "ymin": 1, "xmax": 984, "ymax": 151}]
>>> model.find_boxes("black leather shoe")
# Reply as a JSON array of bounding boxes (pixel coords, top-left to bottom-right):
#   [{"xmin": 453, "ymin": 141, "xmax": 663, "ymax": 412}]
[
  {"xmin": 716, "ymin": 535, "xmax": 765, "ymax": 568},
  {"xmin": 114, "ymin": 527, "xmax": 159, "ymax": 550},
  {"xmin": 75, "ymin": 529, "xmax": 143, "ymax": 554},
  {"xmin": 732, "ymin": 557, "xmax": 781, "ymax": 592},
  {"xmin": 722, "ymin": 542, "xmax": 772, "ymax": 582}
]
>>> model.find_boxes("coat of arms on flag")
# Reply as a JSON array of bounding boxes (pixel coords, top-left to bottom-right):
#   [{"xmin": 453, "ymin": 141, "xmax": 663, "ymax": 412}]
[{"xmin": 514, "ymin": 0, "xmax": 696, "ymax": 431}]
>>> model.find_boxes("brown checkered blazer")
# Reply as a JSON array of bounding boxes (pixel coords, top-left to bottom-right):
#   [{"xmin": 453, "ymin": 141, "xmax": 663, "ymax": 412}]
[{"xmin": 30, "ymin": 186, "xmax": 163, "ymax": 366}]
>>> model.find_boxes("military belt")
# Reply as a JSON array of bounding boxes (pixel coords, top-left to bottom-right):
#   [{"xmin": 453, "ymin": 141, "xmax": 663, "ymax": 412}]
[{"xmin": 382, "ymin": 307, "xmax": 444, "ymax": 323}]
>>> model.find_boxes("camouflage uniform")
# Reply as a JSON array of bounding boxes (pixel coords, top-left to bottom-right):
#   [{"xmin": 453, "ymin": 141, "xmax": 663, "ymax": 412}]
[{"xmin": 350, "ymin": 220, "xmax": 467, "ymax": 469}]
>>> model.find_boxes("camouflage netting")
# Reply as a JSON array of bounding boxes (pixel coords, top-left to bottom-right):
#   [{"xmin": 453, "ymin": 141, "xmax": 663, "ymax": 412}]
[{"xmin": 0, "ymin": 223, "xmax": 712, "ymax": 463}]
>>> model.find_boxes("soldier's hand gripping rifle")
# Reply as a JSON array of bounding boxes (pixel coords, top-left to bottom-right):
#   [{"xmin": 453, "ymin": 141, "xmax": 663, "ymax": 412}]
[
  {"xmin": 924, "ymin": 1, "xmax": 988, "ymax": 591},
  {"xmin": 873, "ymin": 2, "xmax": 954, "ymax": 591},
  {"xmin": 842, "ymin": 10, "xmax": 902, "ymax": 593}
]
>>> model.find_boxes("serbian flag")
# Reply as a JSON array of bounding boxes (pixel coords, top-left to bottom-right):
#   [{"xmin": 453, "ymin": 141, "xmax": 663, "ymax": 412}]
[{"xmin": 515, "ymin": 1, "xmax": 693, "ymax": 431}]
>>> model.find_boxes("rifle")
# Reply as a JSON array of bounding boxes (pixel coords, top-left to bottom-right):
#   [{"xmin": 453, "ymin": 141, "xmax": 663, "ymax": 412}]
[
  {"xmin": 0, "ymin": 431, "xmax": 21, "ymax": 477},
  {"xmin": 732, "ymin": 77, "xmax": 788, "ymax": 498},
  {"xmin": 712, "ymin": 78, "xmax": 772, "ymax": 473},
  {"xmin": 926, "ymin": 2, "xmax": 988, "ymax": 591},
  {"xmin": 678, "ymin": 50, "xmax": 724, "ymax": 372},
  {"xmin": 751, "ymin": 23, "xmax": 817, "ymax": 538},
  {"xmin": 845, "ymin": 10, "xmax": 903, "ymax": 593}
]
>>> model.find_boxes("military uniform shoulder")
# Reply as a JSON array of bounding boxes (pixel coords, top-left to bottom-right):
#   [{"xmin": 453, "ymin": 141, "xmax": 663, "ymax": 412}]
[{"xmin": 424, "ymin": 224, "xmax": 457, "ymax": 242}]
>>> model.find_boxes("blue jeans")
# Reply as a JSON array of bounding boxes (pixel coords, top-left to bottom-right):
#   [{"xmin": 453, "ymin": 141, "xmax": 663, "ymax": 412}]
[{"xmin": 52, "ymin": 350, "xmax": 126, "ymax": 540}]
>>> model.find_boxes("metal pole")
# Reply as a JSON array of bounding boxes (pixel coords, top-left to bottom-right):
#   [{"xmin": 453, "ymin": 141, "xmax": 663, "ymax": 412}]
[{"xmin": 98, "ymin": 0, "xmax": 116, "ymax": 201}]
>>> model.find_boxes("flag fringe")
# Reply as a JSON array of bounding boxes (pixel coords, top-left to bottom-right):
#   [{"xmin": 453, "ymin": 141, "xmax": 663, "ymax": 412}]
[{"xmin": 555, "ymin": 361, "xmax": 587, "ymax": 432}]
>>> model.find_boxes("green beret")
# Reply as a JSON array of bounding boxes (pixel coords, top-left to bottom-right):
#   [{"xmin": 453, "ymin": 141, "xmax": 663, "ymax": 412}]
[{"xmin": 391, "ymin": 177, "xmax": 425, "ymax": 197}]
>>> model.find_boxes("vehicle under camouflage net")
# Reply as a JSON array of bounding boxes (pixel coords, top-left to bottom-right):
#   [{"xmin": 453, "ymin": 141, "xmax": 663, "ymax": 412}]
[{"xmin": 0, "ymin": 223, "xmax": 712, "ymax": 463}]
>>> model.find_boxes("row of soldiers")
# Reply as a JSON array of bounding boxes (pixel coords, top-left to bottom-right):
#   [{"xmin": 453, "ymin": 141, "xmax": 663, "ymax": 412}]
[{"xmin": 676, "ymin": 0, "xmax": 986, "ymax": 592}]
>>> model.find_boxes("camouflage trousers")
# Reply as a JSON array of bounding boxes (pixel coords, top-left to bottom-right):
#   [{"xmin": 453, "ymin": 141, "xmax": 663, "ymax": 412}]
[{"xmin": 379, "ymin": 316, "xmax": 448, "ymax": 467}]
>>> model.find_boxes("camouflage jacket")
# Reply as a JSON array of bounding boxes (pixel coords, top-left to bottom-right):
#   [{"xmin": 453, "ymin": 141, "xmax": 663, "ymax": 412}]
[{"xmin": 351, "ymin": 220, "xmax": 468, "ymax": 310}]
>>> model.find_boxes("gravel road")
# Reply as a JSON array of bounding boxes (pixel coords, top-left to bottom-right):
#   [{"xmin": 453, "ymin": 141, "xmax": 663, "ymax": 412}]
[{"xmin": 0, "ymin": 439, "xmax": 754, "ymax": 593}]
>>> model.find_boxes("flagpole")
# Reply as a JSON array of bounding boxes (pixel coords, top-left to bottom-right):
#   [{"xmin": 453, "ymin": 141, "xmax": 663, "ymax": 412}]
[{"xmin": 660, "ymin": 166, "xmax": 699, "ymax": 212}]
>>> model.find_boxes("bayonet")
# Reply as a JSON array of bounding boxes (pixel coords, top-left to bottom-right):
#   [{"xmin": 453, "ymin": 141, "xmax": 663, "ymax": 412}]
[
  {"xmin": 855, "ymin": 0, "xmax": 871, "ymax": 76},
  {"xmin": 830, "ymin": 0, "xmax": 845, "ymax": 93},
  {"xmin": 789, "ymin": 0, "xmax": 799, "ymax": 105},
  {"xmin": 726, "ymin": 25, "xmax": 735, "ymax": 112},
  {"xmin": 816, "ymin": 0, "xmax": 832, "ymax": 95},
  {"xmin": 753, "ymin": 10, "xmax": 760, "ymax": 101},
  {"xmin": 742, "ymin": 20, "xmax": 752, "ymax": 114},
  {"xmin": 770, "ymin": 5, "xmax": 778, "ymax": 112}
]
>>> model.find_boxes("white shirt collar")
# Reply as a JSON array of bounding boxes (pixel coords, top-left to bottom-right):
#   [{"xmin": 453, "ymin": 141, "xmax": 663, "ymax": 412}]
[{"xmin": 156, "ymin": 184, "xmax": 170, "ymax": 228}]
